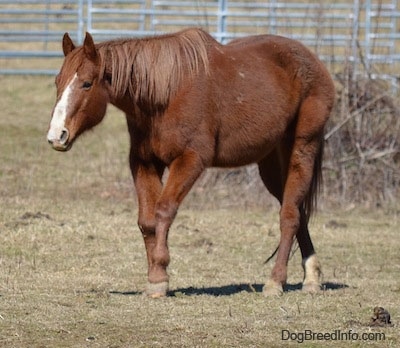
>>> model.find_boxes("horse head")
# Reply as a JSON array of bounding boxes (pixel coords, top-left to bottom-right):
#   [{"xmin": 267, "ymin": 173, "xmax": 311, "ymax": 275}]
[{"xmin": 47, "ymin": 32, "xmax": 109, "ymax": 151}]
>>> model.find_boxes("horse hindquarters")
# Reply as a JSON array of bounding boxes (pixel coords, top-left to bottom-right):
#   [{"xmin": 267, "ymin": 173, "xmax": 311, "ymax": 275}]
[{"xmin": 261, "ymin": 96, "xmax": 331, "ymax": 296}]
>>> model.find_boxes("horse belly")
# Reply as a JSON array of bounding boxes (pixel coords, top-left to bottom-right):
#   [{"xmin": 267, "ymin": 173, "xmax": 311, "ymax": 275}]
[
  {"xmin": 209, "ymin": 64, "xmax": 297, "ymax": 167},
  {"xmin": 212, "ymin": 117, "xmax": 286, "ymax": 167}
]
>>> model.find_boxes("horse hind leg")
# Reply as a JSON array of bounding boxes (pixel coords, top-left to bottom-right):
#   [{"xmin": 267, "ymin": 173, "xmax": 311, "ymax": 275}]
[
  {"xmin": 290, "ymin": 138, "xmax": 323, "ymax": 293},
  {"xmin": 261, "ymin": 97, "xmax": 330, "ymax": 296},
  {"xmin": 258, "ymin": 146, "xmax": 308, "ymax": 296},
  {"xmin": 295, "ymin": 97, "xmax": 329, "ymax": 293},
  {"xmin": 258, "ymin": 150, "xmax": 322, "ymax": 296},
  {"xmin": 258, "ymin": 146, "xmax": 288, "ymax": 296}
]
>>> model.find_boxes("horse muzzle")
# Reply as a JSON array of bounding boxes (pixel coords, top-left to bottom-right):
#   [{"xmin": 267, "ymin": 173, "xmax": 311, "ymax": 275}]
[{"xmin": 47, "ymin": 127, "xmax": 72, "ymax": 152}]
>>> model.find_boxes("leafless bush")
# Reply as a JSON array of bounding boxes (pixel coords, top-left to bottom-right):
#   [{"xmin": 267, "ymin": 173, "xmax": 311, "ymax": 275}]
[
  {"xmin": 323, "ymin": 72, "xmax": 400, "ymax": 205},
  {"xmin": 321, "ymin": 1, "xmax": 400, "ymax": 206}
]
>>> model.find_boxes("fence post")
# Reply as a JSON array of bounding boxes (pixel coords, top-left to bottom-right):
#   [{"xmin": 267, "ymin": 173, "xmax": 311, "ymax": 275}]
[
  {"xmin": 364, "ymin": 0, "xmax": 371, "ymax": 72},
  {"xmin": 351, "ymin": 0, "xmax": 361, "ymax": 79},
  {"xmin": 269, "ymin": 0, "xmax": 277, "ymax": 34},
  {"xmin": 78, "ymin": 0, "xmax": 84, "ymax": 44},
  {"xmin": 217, "ymin": 0, "xmax": 227, "ymax": 43}
]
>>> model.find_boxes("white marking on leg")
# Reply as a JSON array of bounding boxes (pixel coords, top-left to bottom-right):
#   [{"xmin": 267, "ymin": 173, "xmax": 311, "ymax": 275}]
[
  {"xmin": 47, "ymin": 73, "xmax": 77, "ymax": 142},
  {"xmin": 302, "ymin": 254, "xmax": 321, "ymax": 292}
]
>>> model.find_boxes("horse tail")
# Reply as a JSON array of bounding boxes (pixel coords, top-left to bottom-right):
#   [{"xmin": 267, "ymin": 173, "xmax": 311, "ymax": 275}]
[{"xmin": 303, "ymin": 133, "xmax": 324, "ymax": 223}]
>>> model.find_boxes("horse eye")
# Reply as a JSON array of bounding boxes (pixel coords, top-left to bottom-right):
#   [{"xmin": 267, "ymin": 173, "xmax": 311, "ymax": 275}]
[{"xmin": 82, "ymin": 81, "xmax": 92, "ymax": 89}]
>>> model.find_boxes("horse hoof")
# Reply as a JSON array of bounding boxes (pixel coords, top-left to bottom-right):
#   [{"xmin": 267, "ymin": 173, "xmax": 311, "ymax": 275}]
[
  {"xmin": 145, "ymin": 281, "xmax": 169, "ymax": 298},
  {"xmin": 302, "ymin": 282, "xmax": 320, "ymax": 293},
  {"xmin": 263, "ymin": 279, "xmax": 283, "ymax": 297}
]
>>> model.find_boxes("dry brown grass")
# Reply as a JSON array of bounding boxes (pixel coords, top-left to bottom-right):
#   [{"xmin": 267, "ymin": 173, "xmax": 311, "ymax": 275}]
[{"xmin": 1, "ymin": 76, "xmax": 399, "ymax": 347}]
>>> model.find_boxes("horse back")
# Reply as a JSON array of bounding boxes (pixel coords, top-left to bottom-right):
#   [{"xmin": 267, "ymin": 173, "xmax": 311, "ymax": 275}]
[{"xmin": 226, "ymin": 34, "xmax": 334, "ymax": 98}]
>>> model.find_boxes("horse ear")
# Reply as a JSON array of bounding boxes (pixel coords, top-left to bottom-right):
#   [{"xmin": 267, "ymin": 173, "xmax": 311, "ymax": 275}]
[
  {"xmin": 62, "ymin": 33, "xmax": 75, "ymax": 57},
  {"xmin": 83, "ymin": 32, "xmax": 98, "ymax": 61}
]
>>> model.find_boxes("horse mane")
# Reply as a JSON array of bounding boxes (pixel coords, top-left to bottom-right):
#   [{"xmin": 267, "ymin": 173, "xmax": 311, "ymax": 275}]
[{"xmin": 97, "ymin": 28, "xmax": 213, "ymax": 111}]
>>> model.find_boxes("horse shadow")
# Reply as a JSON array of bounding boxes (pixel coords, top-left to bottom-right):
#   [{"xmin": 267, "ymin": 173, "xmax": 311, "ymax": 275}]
[
  {"xmin": 110, "ymin": 282, "xmax": 348, "ymax": 297},
  {"xmin": 169, "ymin": 282, "xmax": 348, "ymax": 297}
]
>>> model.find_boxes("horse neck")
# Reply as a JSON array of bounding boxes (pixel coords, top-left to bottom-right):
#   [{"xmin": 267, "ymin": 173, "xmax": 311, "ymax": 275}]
[
  {"xmin": 98, "ymin": 32, "xmax": 212, "ymax": 115},
  {"xmin": 101, "ymin": 73, "xmax": 152, "ymax": 134}
]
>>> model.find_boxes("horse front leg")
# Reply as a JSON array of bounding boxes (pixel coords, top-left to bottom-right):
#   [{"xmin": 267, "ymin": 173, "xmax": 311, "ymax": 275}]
[
  {"xmin": 148, "ymin": 149, "xmax": 205, "ymax": 297},
  {"xmin": 131, "ymin": 160, "xmax": 166, "ymax": 296}
]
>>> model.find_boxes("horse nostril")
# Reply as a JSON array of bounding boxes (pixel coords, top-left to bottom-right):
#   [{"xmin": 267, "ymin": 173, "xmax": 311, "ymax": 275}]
[{"xmin": 59, "ymin": 128, "xmax": 69, "ymax": 145}]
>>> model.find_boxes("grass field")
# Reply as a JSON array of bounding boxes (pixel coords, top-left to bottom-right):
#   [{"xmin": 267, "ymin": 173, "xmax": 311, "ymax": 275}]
[{"xmin": 1, "ymin": 75, "xmax": 399, "ymax": 347}]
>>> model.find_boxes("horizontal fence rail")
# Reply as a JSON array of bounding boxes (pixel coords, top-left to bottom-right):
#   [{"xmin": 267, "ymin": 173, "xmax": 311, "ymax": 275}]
[
  {"xmin": 0, "ymin": 0, "xmax": 84, "ymax": 74},
  {"xmin": 1, "ymin": 0, "xmax": 399, "ymax": 88}
]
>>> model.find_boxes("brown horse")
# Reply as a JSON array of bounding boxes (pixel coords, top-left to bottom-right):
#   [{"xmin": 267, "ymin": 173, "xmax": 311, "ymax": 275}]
[{"xmin": 47, "ymin": 28, "xmax": 335, "ymax": 297}]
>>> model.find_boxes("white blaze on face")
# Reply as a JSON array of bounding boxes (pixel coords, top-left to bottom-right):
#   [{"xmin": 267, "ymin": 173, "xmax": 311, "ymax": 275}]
[{"xmin": 47, "ymin": 73, "xmax": 77, "ymax": 142}]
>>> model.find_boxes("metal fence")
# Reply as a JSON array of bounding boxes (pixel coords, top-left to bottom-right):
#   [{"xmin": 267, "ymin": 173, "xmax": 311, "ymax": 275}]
[{"xmin": 1, "ymin": 0, "xmax": 400, "ymax": 87}]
